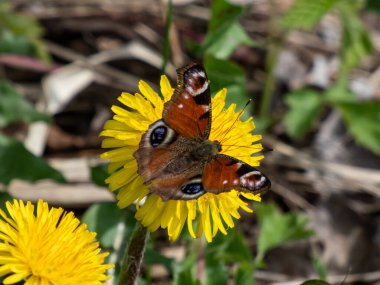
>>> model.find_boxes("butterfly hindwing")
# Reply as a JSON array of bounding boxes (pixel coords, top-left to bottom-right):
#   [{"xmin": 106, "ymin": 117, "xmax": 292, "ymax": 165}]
[
  {"xmin": 148, "ymin": 170, "xmax": 205, "ymax": 201},
  {"xmin": 203, "ymin": 154, "xmax": 271, "ymax": 195},
  {"xmin": 163, "ymin": 63, "xmax": 211, "ymax": 140}
]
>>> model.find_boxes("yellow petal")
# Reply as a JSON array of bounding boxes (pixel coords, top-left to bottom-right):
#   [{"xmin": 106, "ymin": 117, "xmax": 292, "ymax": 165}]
[
  {"xmin": 186, "ymin": 201, "xmax": 197, "ymax": 238},
  {"xmin": 209, "ymin": 198, "xmax": 227, "ymax": 235},
  {"xmin": 117, "ymin": 176, "xmax": 147, "ymax": 208},
  {"xmin": 138, "ymin": 80, "xmax": 163, "ymax": 117},
  {"xmin": 3, "ymin": 272, "xmax": 30, "ymax": 284},
  {"xmin": 160, "ymin": 75, "xmax": 174, "ymax": 102}
]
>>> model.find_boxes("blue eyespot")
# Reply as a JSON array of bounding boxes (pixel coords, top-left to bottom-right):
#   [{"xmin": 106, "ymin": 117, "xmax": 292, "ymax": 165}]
[
  {"xmin": 181, "ymin": 182, "xmax": 203, "ymax": 195},
  {"xmin": 150, "ymin": 126, "xmax": 167, "ymax": 147}
]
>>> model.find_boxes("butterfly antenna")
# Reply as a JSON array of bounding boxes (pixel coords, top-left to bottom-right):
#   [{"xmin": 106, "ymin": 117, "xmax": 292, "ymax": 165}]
[{"xmin": 218, "ymin": 99, "xmax": 252, "ymax": 144}]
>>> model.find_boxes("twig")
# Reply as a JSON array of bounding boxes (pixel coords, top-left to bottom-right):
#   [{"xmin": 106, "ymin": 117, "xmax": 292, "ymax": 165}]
[
  {"xmin": 264, "ymin": 136, "xmax": 380, "ymax": 197},
  {"xmin": 44, "ymin": 40, "xmax": 153, "ymax": 90},
  {"xmin": 271, "ymin": 182, "xmax": 314, "ymax": 210}
]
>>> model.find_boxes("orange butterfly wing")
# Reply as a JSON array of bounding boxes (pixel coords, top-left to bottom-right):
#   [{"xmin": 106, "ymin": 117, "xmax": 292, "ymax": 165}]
[
  {"xmin": 163, "ymin": 63, "xmax": 211, "ymax": 140},
  {"xmin": 203, "ymin": 155, "xmax": 271, "ymax": 195}
]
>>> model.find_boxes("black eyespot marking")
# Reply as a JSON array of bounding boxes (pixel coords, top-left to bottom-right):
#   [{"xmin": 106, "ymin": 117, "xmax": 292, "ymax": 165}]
[
  {"xmin": 150, "ymin": 126, "xmax": 167, "ymax": 147},
  {"xmin": 197, "ymin": 75, "xmax": 206, "ymax": 86},
  {"xmin": 181, "ymin": 182, "xmax": 203, "ymax": 195}
]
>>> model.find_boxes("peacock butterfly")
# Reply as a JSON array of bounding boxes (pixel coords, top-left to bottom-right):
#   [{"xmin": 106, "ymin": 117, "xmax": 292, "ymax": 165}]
[{"xmin": 133, "ymin": 63, "xmax": 271, "ymax": 200}]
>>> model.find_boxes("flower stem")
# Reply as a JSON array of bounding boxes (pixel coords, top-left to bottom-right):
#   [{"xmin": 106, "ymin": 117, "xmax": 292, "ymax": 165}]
[
  {"xmin": 259, "ymin": 0, "xmax": 282, "ymax": 127},
  {"xmin": 118, "ymin": 222, "xmax": 149, "ymax": 285}
]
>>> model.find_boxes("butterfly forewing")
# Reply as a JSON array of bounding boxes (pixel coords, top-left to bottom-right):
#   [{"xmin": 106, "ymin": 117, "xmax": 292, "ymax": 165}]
[
  {"xmin": 134, "ymin": 120, "xmax": 179, "ymax": 183},
  {"xmin": 163, "ymin": 63, "xmax": 211, "ymax": 140}
]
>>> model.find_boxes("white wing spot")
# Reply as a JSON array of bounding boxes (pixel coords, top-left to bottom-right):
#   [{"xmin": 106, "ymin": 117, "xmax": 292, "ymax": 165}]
[
  {"xmin": 178, "ymin": 103, "xmax": 183, "ymax": 109},
  {"xmin": 241, "ymin": 171, "xmax": 260, "ymax": 179},
  {"xmin": 223, "ymin": 180, "xmax": 228, "ymax": 185},
  {"xmin": 197, "ymin": 71, "xmax": 206, "ymax": 78}
]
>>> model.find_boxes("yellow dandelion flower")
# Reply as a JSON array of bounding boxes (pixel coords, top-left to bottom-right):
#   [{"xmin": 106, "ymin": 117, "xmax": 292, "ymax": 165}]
[
  {"xmin": 0, "ymin": 199, "xmax": 113, "ymax": 285},
  {"xmin": 101, "ymin": 74, "xmax": 265, "ymax": 242}
]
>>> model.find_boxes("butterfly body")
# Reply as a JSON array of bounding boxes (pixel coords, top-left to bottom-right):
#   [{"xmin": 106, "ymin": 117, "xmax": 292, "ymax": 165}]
[{"xmin": 133, "ymin": 63, "xmax": 270, "ymax": 201}]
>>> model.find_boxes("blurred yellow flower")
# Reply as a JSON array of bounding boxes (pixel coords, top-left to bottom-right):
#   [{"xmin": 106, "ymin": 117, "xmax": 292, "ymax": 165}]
[
  {"xmin": 101, "ymin": 75, "xmax": 264, "ymax": 242},
  {"xmin": 0, "ymin": 199, "xmax": 113, "ymax": 285}
]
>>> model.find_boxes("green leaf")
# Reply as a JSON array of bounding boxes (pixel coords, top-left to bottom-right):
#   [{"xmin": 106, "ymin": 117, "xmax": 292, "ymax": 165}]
[
  {"xmin": 253, "ymin": 116, "xmax": 271, "ymax": 134},
  {"xmin": 366, "ymin": 0, "xmax": 380, "ymax": 13},
  {"xmin": 0, "ymin": 80, "xmax": 50, "ymax": 127},
  {"xmin": 174, "ymin": 270, "xmax": 201, "ymax": 285},
  {"xmin": 281, "ymin": 0, "xmax": 339, "ymax": 29},
  {"xmin": 283, "ymin": 89, "xmax": 324, "ymax": 139},
  {"xmin": 225, "ymin": 232, "xmax": 256, "ymax": 284},
  {"xmin": 173, "ymin": 254, "xmax": 201, "ymax": 285},
  {"xmin": 0, "ymin": 2, "xmax": 50, "ymax": 61},
  {"xmin": 30, "ymin": 38, "xmax": 51, "ymax": 63},
  {"xmin": 255, "ymin": 204, "xmax": 314, "ymax": 259},
  {"xmin": 144, "ymin": 247, "xmax": 174, "ymax": 273},
  {"xmin": 0, "ymin": 30, "xmax": 34, "ymax": 55},
  {"xmin": 136, "ymin": 277, "xmax": 150, "ymax": 285},
  {"xmin": 201, "ymin": 0, "xmax": 254, "ymax": 59},
  {"xmin": 337, "ymin": 101, "xmax": 380, "ymax": 154},
  {"xmin": 205, "ymin": 56, "xmax": 252, "ymax": 119},
  {"xmin": 234, "ymin": 262, "xmax": 255, "ymax": 285},
  {"xmin": 203, "ymin": 230, "xmax": 255, "ymax": 285},
  {"xmin": 337, "ymin": 2, "xmax": 373, "ymax": 74},
  {"xmin": 0, "ymin": 3, "xmax": 43, "ymax": 37},
  {"xmin": 90, "ymin": 164, "xmax": 108, "ymax": 187},
  {"xmin": 324, "ymin": 78, "xmax": 353, "ymax": 103},
  {"xmin": 312, "ymin": 255, "xmax": 328, "ymax": 281},
  {"xmin": 300, "ymin": 280, "xmax": 331, "ymax": 285},
  {"xmin": 205, "ymin": 240, "xmax": 229, "ymax": 285},
  {"xmin": 202, "ymin": 22, "xmax": 254, "ymax": 60},
  {"xmin": 325, "ymin": 80, "xmax": 380, "ymax": 154},
  {"xmin": 223, "ymin": 230, "xmax": 252, "ymax": 263},
  {"xmin": 208, "ymin": 0, "xmax": 244, "ymax": 31},
  {"xmin": 81, "ymin": 202, "xmax": 134, "ymax": 248},
  {"xmin": 0, "ymin": 134, "xmax": 65, "ymax": 185}
]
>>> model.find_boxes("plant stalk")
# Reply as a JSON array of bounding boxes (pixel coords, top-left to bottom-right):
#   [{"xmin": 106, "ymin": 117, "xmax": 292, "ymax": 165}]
[
  {"xmin": 118, "ymin": 222, "xmax": 149, "ymax": 285},
  {"xmin": 259, "ymin": 0, "xmax": 282, "ymax": 125}
]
